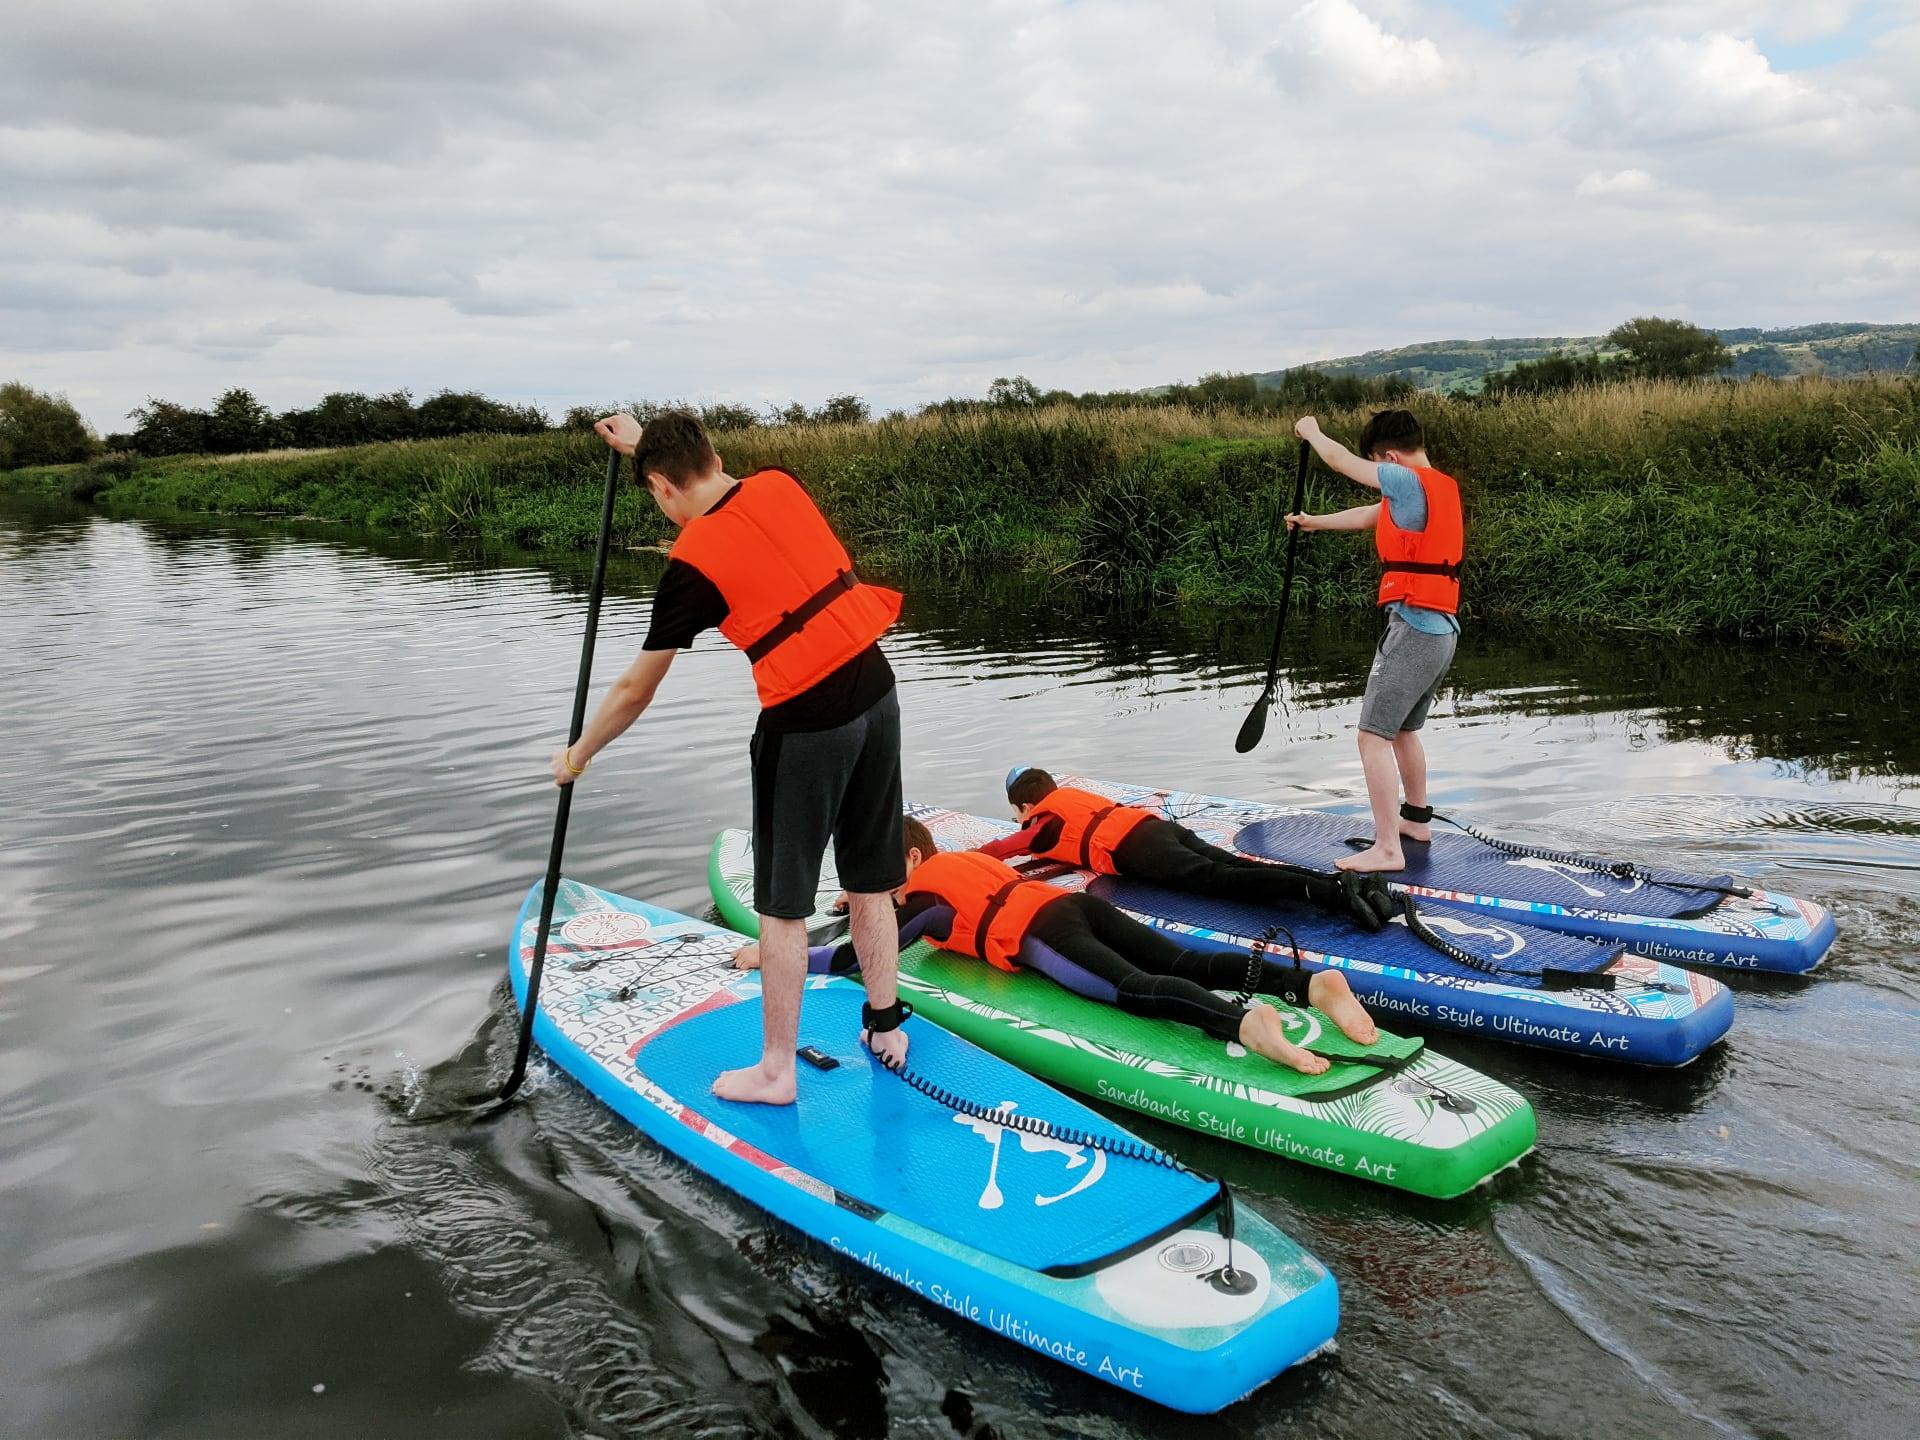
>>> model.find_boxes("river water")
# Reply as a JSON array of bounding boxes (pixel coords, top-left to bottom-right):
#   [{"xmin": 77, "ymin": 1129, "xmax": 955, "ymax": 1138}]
[{"xmin": 2, "ymin": 500, "xmax": 1915, "ymax": 1440}]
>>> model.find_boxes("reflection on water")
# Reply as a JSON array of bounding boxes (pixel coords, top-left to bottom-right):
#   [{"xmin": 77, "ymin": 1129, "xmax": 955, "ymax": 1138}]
[{"xmin": 2, "ymin": 500, "xmax": 1916, "ymax": 1439}]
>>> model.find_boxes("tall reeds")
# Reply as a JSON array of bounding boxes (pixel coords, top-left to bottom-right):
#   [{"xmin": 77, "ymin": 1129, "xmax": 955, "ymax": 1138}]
[{"xmin": 7, "ymin": 377, "xmax": 1917, "ymax": 645}]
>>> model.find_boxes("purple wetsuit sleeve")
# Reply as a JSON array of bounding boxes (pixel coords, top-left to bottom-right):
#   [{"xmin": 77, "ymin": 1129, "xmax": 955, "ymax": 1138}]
[
  {"xmin": 816, "ymin": 894, "xmax": 953, "ymax": 973},
  {"xmin": 1015, "ymin": 936, "xmax": 1123, "ymax": 1004},
  {"xmin": 805, "ymin": 943, "xmax": 853, "ymax": 975}
]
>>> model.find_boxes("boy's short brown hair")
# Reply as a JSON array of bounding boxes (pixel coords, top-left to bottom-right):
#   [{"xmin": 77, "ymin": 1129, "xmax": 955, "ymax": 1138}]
[
  {"xmin": 633, "ymin": 409, "xmax": 719, "ymax": 488},
  {"xmin": 1357, "ymin": 409, "xmax": 1425, "ymax": 460},
  {"xmin": 1007, "ymin": 768, "xmax": 1057, "ymax": 807},
  {"xmin": 904, "ymin": 815, "xmax": 936, "ymax": 862}
]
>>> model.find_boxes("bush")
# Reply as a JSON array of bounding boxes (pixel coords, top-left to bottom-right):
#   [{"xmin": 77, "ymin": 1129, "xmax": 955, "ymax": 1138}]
[{"xmin": 1, "ymin": 382, "xmax": 96, "ymax": 468}]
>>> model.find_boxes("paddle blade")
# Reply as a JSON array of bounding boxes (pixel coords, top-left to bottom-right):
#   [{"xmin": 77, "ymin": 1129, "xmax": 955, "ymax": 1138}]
[{"xmin": 1234, "ymin": 692, "xmax": 1272, "ymax": 753}]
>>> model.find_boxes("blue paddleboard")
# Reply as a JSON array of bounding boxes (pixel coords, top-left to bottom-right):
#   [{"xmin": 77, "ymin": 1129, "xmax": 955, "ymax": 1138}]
[
  {"xmin": 507, "ymin": 878, "xmax": 1339, "ymax": 1412},
  {"xmin": 1068, "ymin": 775, "xmax": 1832, "ymax": 973},
  {"xmin": 909, "ymin": 806, "xmax": 1733, "ymax": 1067}
]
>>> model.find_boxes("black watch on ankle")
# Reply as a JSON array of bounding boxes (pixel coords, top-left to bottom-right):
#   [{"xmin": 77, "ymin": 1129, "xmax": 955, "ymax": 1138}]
[{"xmin": 862, "ymin": 999, "xmax": 913, "ymax": 1034}]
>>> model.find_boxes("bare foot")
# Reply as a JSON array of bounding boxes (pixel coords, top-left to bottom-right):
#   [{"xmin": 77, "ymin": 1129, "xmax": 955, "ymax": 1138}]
[
  {"xmin": 1399, "ymin": 822, "xmax": 1431, "ymax": 844},
  {"xmin": 1237, "ymin": 1004, "xmax": 1329, "ymax": 1075},
  {"xmin": 1337, "ymin": 842, "xmax": 1405, "ymax": 874},
  {"xmin": 1308, "ymin": 971, "xmax": 1378, "ymax": 1046},
  {"xmin": 711, "ymin": 1059, "xmax": 797, "ymax": 1106}
]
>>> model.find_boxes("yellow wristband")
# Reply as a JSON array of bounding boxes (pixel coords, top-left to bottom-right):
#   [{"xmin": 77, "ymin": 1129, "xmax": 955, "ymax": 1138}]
[{"xmin": 564, "ymin": 746, "xmax": 587, "ymax": 776}]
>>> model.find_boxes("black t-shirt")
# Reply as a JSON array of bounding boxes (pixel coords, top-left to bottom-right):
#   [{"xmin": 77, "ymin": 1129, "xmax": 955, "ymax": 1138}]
[{"xmin": 642, "ymin": 480, "xmax": 896, "ymax": 733}]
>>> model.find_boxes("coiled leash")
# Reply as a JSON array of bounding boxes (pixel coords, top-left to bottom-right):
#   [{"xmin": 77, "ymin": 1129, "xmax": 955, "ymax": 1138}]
[
  {"xmin": 1395, "ymin": 893, "xmax": 1682, "ymax": 997},
  {"xmin": 1241, "ymin": 925, "xmax": 1476, "ymax": 1112},
  {"xmin": 863, "ymin": 999, "xmax": 1252, "ymax": 1294},
  {"xmin": 1395, "ymin": 802, "xmax": 1767, "ymax": 910}
]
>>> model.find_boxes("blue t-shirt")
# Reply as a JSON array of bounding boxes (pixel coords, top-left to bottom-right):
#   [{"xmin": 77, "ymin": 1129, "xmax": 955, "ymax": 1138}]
[{"xmin": 1376, "ymin": 462, "xmax": 1461, "ymax": 635}]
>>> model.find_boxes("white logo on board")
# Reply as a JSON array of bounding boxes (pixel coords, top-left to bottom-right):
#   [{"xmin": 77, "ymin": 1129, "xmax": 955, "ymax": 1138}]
[
  {"xmin": 1504, "ymin": 857, "xmax": 1641, "ymax": 898},
  {"xmin": 955, "ymin": 1103, "xmax": 1107, "ymax": 1210},
  {"xmin": 559, "ymin": 910, "xmax": 654, "ymax": 947},
  {"xmin": 1408, "ymin": 910, "xmax": 1527, "ymax": 959}
]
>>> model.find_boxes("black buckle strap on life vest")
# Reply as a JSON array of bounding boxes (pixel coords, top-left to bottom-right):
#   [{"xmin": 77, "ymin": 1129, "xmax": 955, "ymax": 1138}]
[
  {"xmin": 1077, "ymin": 804, "xmax": 1121, "ymax": 869},
  {"xmin": 973, "ymin": 876, "xmax": 1030, "ymax": 957},
  {"xmin": 744, "ymin": 568, "xmax": 858, "ymax": 663},
  {"xmin": 1381, "ymin": 558, "xmax": 1463, "ymax": 578}
]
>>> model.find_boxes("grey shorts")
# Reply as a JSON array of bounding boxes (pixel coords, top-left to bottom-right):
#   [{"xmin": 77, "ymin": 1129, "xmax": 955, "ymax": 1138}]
[
  {"xmin": 1357, "ymin": 614, "xmax": 1457, "ymax": 738},
  {"xmin": 749, "ymin": 687, "xmax": 905, "ymax": 919}
]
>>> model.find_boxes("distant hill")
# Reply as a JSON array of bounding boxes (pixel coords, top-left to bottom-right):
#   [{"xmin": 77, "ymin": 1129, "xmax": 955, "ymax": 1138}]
[{"xmin": 1248, "ymin": 322, "xmax": 1920, "ymax": 395}]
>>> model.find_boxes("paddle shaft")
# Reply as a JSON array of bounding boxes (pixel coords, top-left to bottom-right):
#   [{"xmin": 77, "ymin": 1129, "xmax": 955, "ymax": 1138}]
[
  {"xmin": 1260, "ymin": 439, "xmax": 1312, "ymax": 689},
  {"xmin": 500, "ymin": 447, "xmax": 624, "ymax": 1098},
  {"xmin": 1233, "ymin": 440, "xmax": 1311, "ymax": 751}
]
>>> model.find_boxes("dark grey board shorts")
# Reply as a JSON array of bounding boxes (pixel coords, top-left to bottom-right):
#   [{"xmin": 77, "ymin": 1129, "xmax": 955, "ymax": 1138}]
[
  {"xmin": 749, "ymin": 687, "xmax": 905, "ymax": 919},
  {"xmin": 1358, "ymin": 613, "xmax": 1458, "ymax": 738}
]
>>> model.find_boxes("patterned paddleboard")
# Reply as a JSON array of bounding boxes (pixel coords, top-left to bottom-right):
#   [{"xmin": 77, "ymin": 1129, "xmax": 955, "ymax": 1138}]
[
  {"xmin": 1064, "ymin": 775, "xmax": 1832, "ymax": 973},
  {"xmin": 714, "ymin": 803, "xmax": 1733, "ymax": 1067},
  {"xmin": 709, "ymin": 831, "xmax": 1539, "ymax": 1197},
  {"xmin": 508, "ymin": 877, "xmax": 1338, "ymax": 1412}
]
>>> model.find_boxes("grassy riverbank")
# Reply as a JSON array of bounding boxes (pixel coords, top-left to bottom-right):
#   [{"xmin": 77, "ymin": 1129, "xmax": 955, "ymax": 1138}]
[{"xmin": 8, "ymin": 377, "xmax": 1919, "ymax": 646}]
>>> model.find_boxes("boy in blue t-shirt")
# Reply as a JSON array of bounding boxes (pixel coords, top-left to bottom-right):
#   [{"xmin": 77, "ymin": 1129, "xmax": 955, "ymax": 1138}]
[{"xmin": 1287, "ymin": 411, "xmax": 1463, "ymax": 873}]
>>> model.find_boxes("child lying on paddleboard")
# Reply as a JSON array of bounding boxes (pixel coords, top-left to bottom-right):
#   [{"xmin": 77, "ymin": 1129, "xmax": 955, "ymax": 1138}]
[
  {"xmin": 985, "ymin": 768, "xmax": 1396, "ymax": 931},
  {"xmin": 732, "ymin": 817, "xmax": 1381, "ymax": 1075}
]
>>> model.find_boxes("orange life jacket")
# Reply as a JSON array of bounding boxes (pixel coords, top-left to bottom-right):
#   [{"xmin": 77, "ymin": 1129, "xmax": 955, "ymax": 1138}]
[
  {"xmin": 1375, "ymin": 466, "xmax": 1463, "ymax": 615},
  {"xmin": 904, "ymin": 850, "xmax": 1062, "ymax": 972},
  {"xmin": 669, "ymin": 469, "xmax": 903, "ymax": 707},
  {"xmin": 1026, "ymin": 786, "xmax": 1154, "ymax": 875}
]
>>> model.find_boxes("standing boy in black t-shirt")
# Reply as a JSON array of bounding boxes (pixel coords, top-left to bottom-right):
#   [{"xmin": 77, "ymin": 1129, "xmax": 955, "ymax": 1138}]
[{"xmin": 549, "ymin": 410, "xmax": 909, "ymax": 1104}]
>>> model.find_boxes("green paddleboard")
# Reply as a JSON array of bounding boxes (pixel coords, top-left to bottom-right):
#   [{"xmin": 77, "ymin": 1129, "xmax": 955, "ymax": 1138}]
[{"xmin": 709, "ymin": 829, "xmax": 1535, "ymax": 1199}]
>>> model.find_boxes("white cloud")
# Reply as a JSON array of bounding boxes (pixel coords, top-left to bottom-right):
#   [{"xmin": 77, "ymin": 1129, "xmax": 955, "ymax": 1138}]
[
  {"xmin": 0, "ymin": 0, "xmax": 1913, "ymax": 432},
  {"xmin": 1268, "ymin": 0, "xmax": 1446, "ymax": 93},
  {"xmin": 1576, "ymin": 168, "xmax": 1656, "ymax": 197},
  {"xmin": 1510, "ymin": 1, "xmax": 1866, "ymax": 44},
  {"xmin": 1575, "ymin": 33, "xmax": 1840, "ymax": 145}
]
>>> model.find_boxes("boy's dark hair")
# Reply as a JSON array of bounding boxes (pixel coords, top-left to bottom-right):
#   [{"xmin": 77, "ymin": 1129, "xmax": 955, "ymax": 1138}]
[
  {"xmin": 904, "ymin": 815, "xmax": 937, "ymax": 861},
  {"xmin": 1357, "ymin": 409, "xmax": 1424, "ymax": 460},
  {"xmin": 1007, "ymin": 768, "xmax": 1058, "ymax": 807},
  {"xmin": 632, "ymin": 409, "xmax": 719, "ymax": 488}
]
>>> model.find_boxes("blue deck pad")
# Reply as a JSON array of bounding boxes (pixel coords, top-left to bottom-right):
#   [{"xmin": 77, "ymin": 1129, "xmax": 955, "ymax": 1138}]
[
  {"xmin": 1086, "ymin": 876, "xmax": 1622, "ymax": 986},
  {"xmin": 1230, "ymin": 811, "xmax": 1735, "ymax": 922},
  {"xmin": 636, "ymin": 988, "xmax": 1218, "ymax": 1277}
]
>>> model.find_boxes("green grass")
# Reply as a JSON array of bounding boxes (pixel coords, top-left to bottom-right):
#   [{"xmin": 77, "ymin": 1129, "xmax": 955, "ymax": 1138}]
[{"xmin": 7, "ymin": 377, "xmax": 1919, "ymax": 646}]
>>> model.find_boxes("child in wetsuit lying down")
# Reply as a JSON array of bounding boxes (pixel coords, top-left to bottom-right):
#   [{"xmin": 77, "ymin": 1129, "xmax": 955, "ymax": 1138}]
[
  {"xmin": 983, "ymin": 768, "xmax": 1396, "ymax": 931},
  {"xmin": 731, "ymin": 816, "xmax": 1380, "ymax": 1075}
]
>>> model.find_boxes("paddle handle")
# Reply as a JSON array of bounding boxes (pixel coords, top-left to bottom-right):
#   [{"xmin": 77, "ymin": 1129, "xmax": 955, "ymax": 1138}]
[{"xmin": 501, "ymin": 446, "xmax": 624, "ymax": 1098}]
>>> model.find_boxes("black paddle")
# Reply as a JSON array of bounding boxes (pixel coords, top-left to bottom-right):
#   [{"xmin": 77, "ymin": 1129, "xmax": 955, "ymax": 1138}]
[
  {"xmin": 1234, "ymin": 438, "xmax": 1311, "ymax": 753},
  {"xmin": 497, "ymin": 445, "xmax": 625, "ymax": 1101}
]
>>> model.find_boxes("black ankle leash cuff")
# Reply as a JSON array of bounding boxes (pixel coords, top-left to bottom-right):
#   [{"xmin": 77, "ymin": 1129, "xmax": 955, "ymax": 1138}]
[{"xmin": 862, "ymin": 999, "xmax": 913, "ymax": 1034}]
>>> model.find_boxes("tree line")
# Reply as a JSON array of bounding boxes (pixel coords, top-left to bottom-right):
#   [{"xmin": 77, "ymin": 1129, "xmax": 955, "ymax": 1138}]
[
  {"xmin": 4, "ymin": 317, "xmax": 1903, "ymax": 470},
  {"xmin": 1479, "ymin": 317, "xmax": 1737, "ymax": 397}
]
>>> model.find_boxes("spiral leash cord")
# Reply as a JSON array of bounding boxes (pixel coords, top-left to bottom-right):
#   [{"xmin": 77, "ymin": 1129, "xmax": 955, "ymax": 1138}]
[
  {"xmin": 1428, "ymin": 810, "xmax": 1757, "ymax": 904},
  {"xmin": 873, "ymin": 1048, "xmax": 1247, "ymax": 1289},
  {"xmin": 1238, "ymin": 923, "xmax": 1307, "ymax": 1008},
  {"xmin": 1398, "ymin": 894, "xmax": 1497, "ymax": 972},
  {"xmin": 880, "ymin": 1059, "xmax": 1196, "ymax": 1175}
]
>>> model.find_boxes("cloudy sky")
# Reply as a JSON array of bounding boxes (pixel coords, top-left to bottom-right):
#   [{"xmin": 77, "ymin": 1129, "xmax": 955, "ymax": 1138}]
[{"xmin": 3, "ymin": 0, "xmax": 1916, "ymax": 431}]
